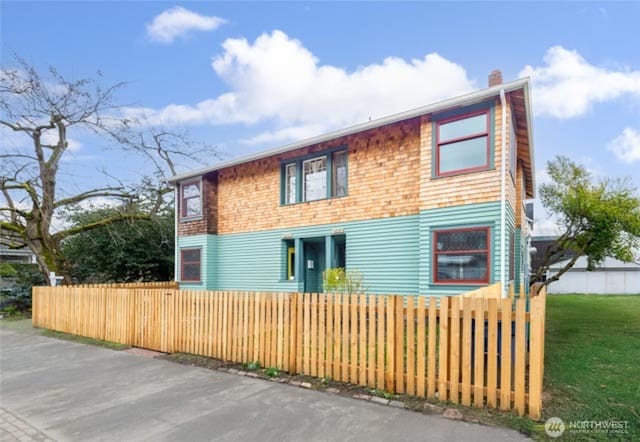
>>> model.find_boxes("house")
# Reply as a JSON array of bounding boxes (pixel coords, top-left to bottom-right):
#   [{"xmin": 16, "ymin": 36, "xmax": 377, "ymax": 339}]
[
  {"xmin": 530, "ymin": 235, "xmax": 575, "ymax": 282},
  {"xmin": 169, "ymin": 71, "xmax": 535, "ymax": 297},
  {"xmin": 547, "ymin": 256, "xmax": 640, "ymax": 295},
  {"xmin": 0, "ymin": 244, "xmax": 37, "ymax": 264}
]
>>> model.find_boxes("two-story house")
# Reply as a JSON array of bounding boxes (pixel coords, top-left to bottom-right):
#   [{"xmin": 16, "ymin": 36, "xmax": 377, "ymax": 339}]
[{"xmin": 169, "ymin": 71, "xmax": 535, "ymax": 297}]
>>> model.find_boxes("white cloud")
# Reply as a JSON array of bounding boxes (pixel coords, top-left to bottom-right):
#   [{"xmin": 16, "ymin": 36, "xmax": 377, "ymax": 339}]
[
  {"xmin": 41, "ymin": 131, "xmax": 82, "ymax": 152},
  {"xmin": 240, "ymin": 124, "xmax": 326, "ymax": 146},
  {"xmin": 607, "ymin": 127, "xmax": 640, "ymax": 163},
  {"xmin": 136, "ymin": 30, "xmax": 476, "ymax": 143},
  {"xmin": 520, "ymin": 46, "xmax": 640, "ymax": 118},
  {"xmin": 146, "ymin": 6, "xmax": 226, "ymax": 44}
]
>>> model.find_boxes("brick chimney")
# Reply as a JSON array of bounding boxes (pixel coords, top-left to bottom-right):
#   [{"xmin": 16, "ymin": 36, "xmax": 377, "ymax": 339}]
[{"xmin": 488, "ymin": 69, "xmax": 503, "ymax": 87}]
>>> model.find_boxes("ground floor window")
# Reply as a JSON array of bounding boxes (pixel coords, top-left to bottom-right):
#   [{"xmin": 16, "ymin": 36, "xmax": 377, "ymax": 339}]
[
  {"xmin": 433, "ymin": 227, "xmax": 490, "ymax": 284},
  {"xmin": 180, "ymin": 248, "xmax": 201, "ymax": 282}
]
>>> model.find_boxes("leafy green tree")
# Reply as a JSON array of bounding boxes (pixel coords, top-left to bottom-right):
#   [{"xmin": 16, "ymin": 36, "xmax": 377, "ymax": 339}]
[
  {"xmin": 534, "ymin": 156, "xmax": 640, "ymax": 286},
  {"xmin": 61, "ymin": 207, "xmax": 174, "ymax": 283}
]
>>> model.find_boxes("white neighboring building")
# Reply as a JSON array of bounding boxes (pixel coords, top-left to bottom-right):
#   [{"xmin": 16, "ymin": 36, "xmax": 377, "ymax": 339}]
[{"xmin": 547, "ymin": 257, "xmax": 640, "ymax": 295}]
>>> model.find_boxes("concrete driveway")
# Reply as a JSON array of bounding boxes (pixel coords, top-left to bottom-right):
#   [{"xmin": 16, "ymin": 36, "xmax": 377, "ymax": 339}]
[{"xmin": 0, "ymin": 323, "xmax": 527, "ymax": 442}]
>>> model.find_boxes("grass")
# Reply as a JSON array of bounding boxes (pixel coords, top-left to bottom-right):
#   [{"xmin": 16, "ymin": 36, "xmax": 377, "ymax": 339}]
[
  {"xmin": 39, "ymin": 329, "xmax": 130, "ymax": 350},
  {"xmin": 2, "ymin": 295, "xmax": 638, "ymax": 439},
  {"xmin": 536, "ymin": 294, "xmax": 640, "ymax": 440}
]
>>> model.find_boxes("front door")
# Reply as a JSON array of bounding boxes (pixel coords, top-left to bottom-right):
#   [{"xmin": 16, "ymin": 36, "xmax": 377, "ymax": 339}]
[{"xmin": 303, "ymin": 239, "xmax": 326, "ymax": 293}]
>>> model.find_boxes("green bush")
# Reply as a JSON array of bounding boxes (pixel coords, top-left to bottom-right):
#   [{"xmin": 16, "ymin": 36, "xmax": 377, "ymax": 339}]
[
  {"xmin": 322, "ymin": 267, "xmax": 367, "ymax": 294},
  {"xmin": 0, "ymin": 262, "xmax": 18, "ymax": 277},
  {"xmin": 0, "ymin": 263, "xmax": 46, "ymax": 314}
]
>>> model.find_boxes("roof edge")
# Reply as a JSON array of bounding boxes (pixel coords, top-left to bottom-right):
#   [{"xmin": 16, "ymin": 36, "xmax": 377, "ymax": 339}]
[{"xmin": 169, "ymin": 77, "xmax": 531, "ymax": 184}]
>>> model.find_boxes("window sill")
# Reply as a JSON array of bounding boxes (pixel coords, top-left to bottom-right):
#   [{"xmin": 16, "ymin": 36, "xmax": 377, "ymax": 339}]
[
  {"xmin": 179, "ymin": 215, "xmax": 203, "ymax": 223},
  {"xmin": 281, "ymin": 193, "xmax": 348, "ymax": 207},
  {"xmin": 179, "ymin": 280, "xmax": 202, "ymax": 284},
  {"xmin": 431, "ymin": 282, "xmax": 489, "ymax": 287},
  {"xmin": 431, "ymin": 166, "xmax": 494, "ymax": 180},
  {"xmin": 278, "ymin": 279, "xmax": 298, "ymax": 284}
]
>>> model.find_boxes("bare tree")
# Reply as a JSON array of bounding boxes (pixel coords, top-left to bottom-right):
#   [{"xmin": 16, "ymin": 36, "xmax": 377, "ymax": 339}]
[{"xmin": 0, "ymin": 56, "xmax": 209, "ymax": 284}]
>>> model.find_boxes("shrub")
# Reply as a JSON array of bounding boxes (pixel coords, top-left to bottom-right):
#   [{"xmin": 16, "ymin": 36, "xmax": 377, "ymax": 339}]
[
  {"xmin": 0, "ymin": 263, "xmax": 46, "ymax": 314},
  {"xmin": 322, "ymin": 267, "xmax": 367, "ymax": 294}
]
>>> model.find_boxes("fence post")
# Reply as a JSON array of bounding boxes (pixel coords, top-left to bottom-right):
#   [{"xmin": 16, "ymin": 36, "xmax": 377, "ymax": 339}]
[{"xmin": 528, "ymin": 285, "xmax": 545, "ymax": 420}]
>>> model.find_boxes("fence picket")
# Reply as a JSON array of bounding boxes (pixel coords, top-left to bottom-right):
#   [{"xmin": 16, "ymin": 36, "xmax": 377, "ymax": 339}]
[
  {"xmin": 427, "ymin": 297, "xmax": 437, "ymax": 399},
  {"xmin": 31, "ymin": 283, "xmax": 545, "ymax": 418},
  {"xmin": 449, "ymin": 296, "xmax": 460, "ymax": 404},
  {"xmin": 500, "ymin": 297, "xmax": 512, "ymax": 410}
]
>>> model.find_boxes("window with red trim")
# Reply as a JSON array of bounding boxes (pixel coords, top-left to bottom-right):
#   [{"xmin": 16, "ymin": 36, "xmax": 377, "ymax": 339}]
[
  {"xmin": 434, "ymin": 227, "xmax": 490, "ymax": 284},
  {"xmin": 180, "ymin": 179, "xmax": 202, "ymax": 220},
  {"xmin": 436, "ymin": 110, "xmax": 490, "ymax": 176},
  {"xmin": 180, "ymin": 248, "xmax": 201, "ymax": 282}
]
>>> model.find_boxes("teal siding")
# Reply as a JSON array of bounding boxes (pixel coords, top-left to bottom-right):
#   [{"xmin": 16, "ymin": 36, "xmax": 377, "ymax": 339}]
[
  {"xmin": 177, "ymin": 235, "xmax": 217, "ymax": 290},
  {"xmin": 215, "ymin": 216, "xmax": 419, "ymax": 294},
  {"xmin": 177, "ymin": 201, "xmax": 517, "ymax": 297},
  {"xmin": 419, "ymin": 201, "xmax": 514, "ymax": 297}
]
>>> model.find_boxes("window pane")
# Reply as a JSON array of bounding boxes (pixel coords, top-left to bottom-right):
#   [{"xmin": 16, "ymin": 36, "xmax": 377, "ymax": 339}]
[
  {"xmin": 287, "ymin": 246, "xmax": 295, "ymax": 280},
  {"xmin": 439, "ymin": 136, "xmax": 487, "ymax": 174},
  {"xmin": 182, "ymin": 263, "xmax": 201, "ymax": 281},
  {"xmin": 182, "ymin": 249, "xmax": 200, "ymax": 263},
  {"xmin": 437, "ymin": 253, "xmax": 488, "ymax": 281},
  {"xmin": 185, "ymin": 196, "xmax": 201, "ymax": 216},
  {"xmin": 285, "ymin": 163, "xmax": 296, "ymax": 204},
  {"xmin": 183, "ymin": 183, "xmax": 200, "ymax": 198},
  {"xmin": 332, "ymin": 151, "xmax": 347, "ymax": 197},
  {"xmin": 439, "ymin": 114, "xmax": 487, "ymax": 141},
  {"xmin": 436, "ymin": 230, "xmax": 487, "ymax": 251},
  {"xmin": 303, "ymin": 157, "xmax": 327, "ymax": 201}
]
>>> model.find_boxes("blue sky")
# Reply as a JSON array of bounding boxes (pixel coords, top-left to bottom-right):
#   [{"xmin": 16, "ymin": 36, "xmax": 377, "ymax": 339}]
[{"xmin": 2, "ymin": 2, "xmax": 639, "ymax": 233}]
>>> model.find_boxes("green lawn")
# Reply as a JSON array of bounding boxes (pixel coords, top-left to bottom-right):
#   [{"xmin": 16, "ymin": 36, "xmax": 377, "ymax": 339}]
[{"xmin": 540, "ymin": 295, "xmax": 640, "ymax": 440}]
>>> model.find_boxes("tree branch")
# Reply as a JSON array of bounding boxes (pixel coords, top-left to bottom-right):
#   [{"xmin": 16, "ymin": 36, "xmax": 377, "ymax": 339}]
[
  {"xmin": 53, "ymin": 187, "xmax": 128, "ymax": 209},
  {"xmin": 52, "ymin": 212, "xmax": 151, "ymax": 241}
]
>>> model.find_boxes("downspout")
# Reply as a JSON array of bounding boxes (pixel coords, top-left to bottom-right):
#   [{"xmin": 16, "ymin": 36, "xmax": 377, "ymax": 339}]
[
  {"xmin": 174, "ymin": 184, "xmax": 179, "ymax": 283},
  {"xmin": 499, "ymin": 89, "xmax": 507, "ymax": 298}
]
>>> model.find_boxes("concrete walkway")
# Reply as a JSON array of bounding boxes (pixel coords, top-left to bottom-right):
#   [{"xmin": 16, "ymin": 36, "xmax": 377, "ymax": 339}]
[{"xmin": 0, "ymin": 325, "xmax": 527, "ymax": 442}]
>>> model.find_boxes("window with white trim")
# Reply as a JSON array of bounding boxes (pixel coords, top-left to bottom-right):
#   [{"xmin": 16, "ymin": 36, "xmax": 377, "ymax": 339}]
[
  {"xmin": 303, "ymin": 156, "xmax": 327, "ymax": 202},
  {"xmin": 282, "ymin": 149, "xmax": 348, "ymax": 204},
  {"xmin": 285, "ymin": 163, "xmax": 296, "ymax": 204}
]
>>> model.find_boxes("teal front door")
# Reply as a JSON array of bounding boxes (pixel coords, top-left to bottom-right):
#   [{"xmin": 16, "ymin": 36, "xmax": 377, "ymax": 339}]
[{"xmin": 303, "ymin": 239, "xmax": 326, "ymax": 293}]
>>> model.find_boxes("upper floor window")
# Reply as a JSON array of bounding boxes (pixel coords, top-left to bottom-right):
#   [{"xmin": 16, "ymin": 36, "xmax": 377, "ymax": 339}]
[
  {"xmin": 433, "ymin": 227, "xmax": 490, "ymax": 284},
  {"xmin": 180, "ymin": 179, "xmax": 202, "ymax": 220},
  {"xmin": 332, "ymin": 150, "xmax": 348, "ymax": 197},
  {"xmin": 282, "ymin": 148, "xmax": 348, "ymax": 204},
  {"xmin": 285, "ymin": 163, "xmax": 297, "ymax": 204},
  {"xmin": 303, "ymin": 157, "xmax": 327, "ymax": 202},
  {"xmin": 436, "ymin": 110, "xmax": 490, "ymax": 176}
]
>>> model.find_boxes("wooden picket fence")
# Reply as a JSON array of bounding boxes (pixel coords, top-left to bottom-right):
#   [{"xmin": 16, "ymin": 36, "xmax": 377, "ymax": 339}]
[{"xmin": 32, "ymin": 283, "xmax": 546, "ymax": 419}]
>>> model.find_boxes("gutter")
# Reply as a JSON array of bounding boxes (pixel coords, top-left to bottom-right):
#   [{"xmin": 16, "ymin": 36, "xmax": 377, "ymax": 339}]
[
  {"xmin": 168, "ymin": 78, "xmax": 531, "ymax": 184},
  {"xmin": 499, "ymin": 88, "xmax": 507, "ymax": 298}
]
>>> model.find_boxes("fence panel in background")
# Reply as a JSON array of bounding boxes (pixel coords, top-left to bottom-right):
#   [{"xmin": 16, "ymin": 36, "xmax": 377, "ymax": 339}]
[{"xmin": 32, "ymin": 283, "xmax": 546, "ymax": 419}]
